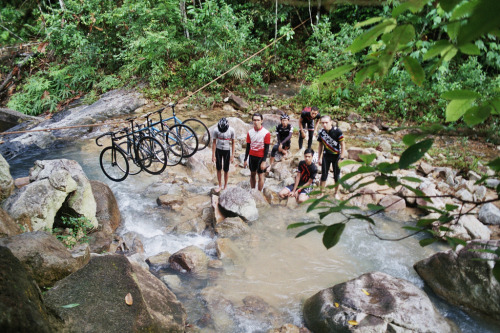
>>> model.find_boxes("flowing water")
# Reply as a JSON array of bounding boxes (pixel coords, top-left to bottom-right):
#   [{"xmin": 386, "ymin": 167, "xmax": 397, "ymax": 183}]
[{"xmin": 9, "ymin": 139, "xmax": 499, "ymax": 333}]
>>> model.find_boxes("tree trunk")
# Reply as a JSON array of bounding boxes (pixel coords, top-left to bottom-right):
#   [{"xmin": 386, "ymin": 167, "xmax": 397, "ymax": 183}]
[{"xmin": 180, "ymin": 1, "xmax": 190, "ymax": 39}]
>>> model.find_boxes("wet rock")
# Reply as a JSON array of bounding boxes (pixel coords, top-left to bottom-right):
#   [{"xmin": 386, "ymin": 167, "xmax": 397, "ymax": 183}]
[
  {"xmin": 169, "ymin": 245, "xmax": 209, "ymax": 276},
  {"xmin": 0, "ymin": 206, "xmax": 21, "ymax": 237},
  {"xmin": 0, "ymin": 231, "xmax": 88, "ymax": 288},
  {"xmin": 219, "ymin": 186, "xmax": 258, "ymax": 222},
  {"xmin": 211, "ymin": 195, "xmax": 226, "ymax": 225},
  {"xmin": 268, "ymin": 324, "xmax": 305, "ymax": 333},
  {"xmin": 263, "ymin": 185, "xmax": 284, "ymax": 206},
  {"xmin": 44, "ymin": 255, "xmax": 186, "ymax": 332},
  {"xmin": 146, "ymin": 251, "xmax": 171, "ymax": 270},
  {"xmin": 0, "ymin": 153, "xmax": 14, "ymax": 201},
  {"xmin": 173, "ymin": 216, "xmax": 207, "ymax": 234},
  {"xmin": 157, "ymin": 194, "xmax": 184, "ymax": 208},
  {"xmin": 200, "ymin": 286, "xmax": 237, "ymax": 332},
  {"xmin": 127, "ymin": 252, "xmax": 149, "ymax": 270},
  {"xmin": 0, "ymin": 107, "xmax": 42, "ymax": 131},
  {"xmin": 235, "ymin": 295, "xmax": 283, "ymax": 329},
  {"xmin": 161, "ymin": 274, "xmax": 183, "ymax": 295},
  {"xmin": 215, "ymin": 238, "xmax": 243, "ymax": 262},
  {"xmin": 303, "ymin": 271, "xmax": 458, "ymax": 333},
  {"xmin": 414, "ymin": 240, "xmax": 500, "ymax": 322},
  {"xmin": 479, "ymin": 203, "xmax": 500, "ymax": 225},
  {"xmin": 215, "ymin": 216, "xmax": 250, "ymax": 238},
  {"xmin": 3, "ymin": 159, "xmax": 98, "ymax": 231},
  {"xmin": 0, "ymin": 246, "xmax": 57, "ymax": 333},
  {"xmin": 88, "ymin": 180, "xmax": 121, "ymax": 253},
  {"xmin": 250, "ymin": 188, "xmax": 271, "ymax": 208},
  {"xmin": 14, "ymin": 176, "xmax": 30, "ymax": 188},
  {"xmin": 186, "ymin": 150, "xmax": 211, "ymax": 177}
]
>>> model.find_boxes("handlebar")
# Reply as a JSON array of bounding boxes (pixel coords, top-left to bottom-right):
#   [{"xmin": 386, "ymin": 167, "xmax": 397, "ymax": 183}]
[{"xmin": 95, "ymin": 132, "xmax": 113, "ymax": 146}]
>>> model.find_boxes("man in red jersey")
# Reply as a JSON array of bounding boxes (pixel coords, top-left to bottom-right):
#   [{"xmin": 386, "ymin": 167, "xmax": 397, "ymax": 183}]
[{"xmin": 243, "ymin": 113, "xmax": 271, "ymax": 191}]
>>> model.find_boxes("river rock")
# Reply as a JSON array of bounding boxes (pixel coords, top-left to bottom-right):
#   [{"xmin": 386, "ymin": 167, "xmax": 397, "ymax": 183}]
[
  {"xmin": 263, "ymin": 185, "xmax": 284, "ymax": 206},
  {"xmin": 417, "ymin": 161, "xmax": 434, "ymax": 176},
  {"xmin": 146, "ymin": 251, "xmax": 171, "ymax": 270},
  {"xmin": 225, "ymin": 94, "xmax": 249, "ymax": 111},
  {"xmin": 157, "ymin": 194, "xmax": 184, "ymax": 209},
  {"xmin": 0, "ymin": 246, "xmax": 58, "ymax": 333},
  {"xmin": 219, "ymin": 186, "xmax": 258, "ymax": 222},
  {"xmin": 186, "ymin": 149, "xmax": 211, "ymax": 177},
  {"xmin": 208, "ymin": 117, "xmax": 252, "ymax": 148},
  {"xmin": 215, "ymin": 216, "xmax": 250, "ymax": 238},
  {"xmin": 0, "ymin": 206, "xmax": 22, "ymax": 237},
  {"xmin": 0, "ymin": 107, "xmax": 42, "ymax": 132},
  {"xmin": 303, "ymin": 271, "xmax": 457, "ymax": 333},
  {"xmin": 212, "ymin": 194, "xmax": 226, "ymax": 224},
  {"xmin": 0, "ymin": 153, "xmax": 14, "ymax": 201},
  {"xmin": 460, "ymin": 214, "xmax": 491, "ymax": 240},
  {"xmin": 485, "ymin": 178, "xmax": 500, "ymax": 189},
  {"xmin": 200, "ymin": 285, "xmax": 237, "ymax": 332},
  {"xmin": 173, "ymin": 216, "xmax": 207, "ymax": 234},
  {"xmin": 44, "ymin": 255, "xmax": 186, "ymax": 332},
  {"xmin": 235, "ymin": 295, "xmax": 283, "ymax": 330},
  {"xmin": 215, "ymin": 238, "xmax": 243, "ymax": 262},
  {"xmin": 3, "ymin": 159, "xmax": 98, "ymax": 231},
  {"xmin": 478, "ymin": 203, "xmax": 500, "ymax": 225},
  {"xmin": 0, "ymin": 231, "xmax": 88, "ymax": 288},
  {"xmin": 337, "ymin": 121, "xmax": 351, "ymax": 133},
  {"xmin": 168, "ymin": 245, "xmax": 209, "ymax": 276},
  {"xmin": 378, "ymin": 194, "xmax": 406, "ymax": 212},
  {"xmin": 88, "ymin": 180, "xmax": 121, "ymax": 253},
  {"xmin": 414, "ymin": 240, "xmax": 500, "ymax": 322}
]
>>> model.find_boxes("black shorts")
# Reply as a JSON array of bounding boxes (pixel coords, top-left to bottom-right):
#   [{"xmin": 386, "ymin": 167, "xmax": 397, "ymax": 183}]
[
  {"xmin": 271, "ymin": 143, "xmax": 290, "ymax": 157},
  {"xmin": 215, "ymin": 148, "xmax": 230, "ymax": 172},
  {"xmin": 248, "ymin": 155, "xmax": 266, "ymax": 174},
  {"xmin": 301, "ymin": 120, "xmax": 315, "ymax": 130},
  {"xmin": 285, "ymin": 184, "xmax": 313, "ymax": 196},
  {"xmin": 320, "ymin": 154, "xmax": 341, "ymax": 182}
]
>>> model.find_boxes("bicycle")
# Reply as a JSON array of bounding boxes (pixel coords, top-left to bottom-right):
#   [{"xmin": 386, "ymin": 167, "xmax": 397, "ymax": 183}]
[
  {"xmin": 96, "ymin": 121, "xmax": 167, "ymax": 181},
  {"xmin": 164, "ymin": 102, "xmax": 211, "ymax": 151}
]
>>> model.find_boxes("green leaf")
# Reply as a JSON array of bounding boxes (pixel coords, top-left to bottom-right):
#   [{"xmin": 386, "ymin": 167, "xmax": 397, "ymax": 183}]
[
  {"xmin": 322, "ymin": 223, "xmax": 345, "ymax": 249},
  {"xmin": 419, "ymin": 238, "xmax": 437, "ymax": 247},
  {"xmin": 446, "ymin": 99, "xmax": 475, "ymax": 122},
  {"xmin": 417, "ymin": 218, "xmax": 437, "ymax": 227},
  {"xmin": 440, "ymin": 0, "xmax": 463, "ymax": 12},
  {"xmin": 350, "ymin": 214, "xmax": 376, "ymax": 224},
  {"xmin": 423, "ymin": 40, "xmax": 453, "ymax": 60},
  {"xmin": 447, "ymin": 21, "xmax": 461, "ymax": 40},
  {"xmin": 377, "ymin": 162, "xmax": 400, "ymax": 173},
  {"xmin": 441, "ymin": 89, "xmax": 481, "ymax": 100},
  {"xmin": 487, "ymin": 97, "xmax": 500, "ymax": 115},
  {"xmin": 317, "ymin": 64, "xmax": 356, "ymax": 83},
  {"xmin": 295, "ymin": 226, "xmax": 323, "ymax": 238},
  {"xmin": 403, "ymin": 133, "xmax": 426, "ymax": 146},
  {"xmin": 445, "ymin": 204, "xmax": 459, "ymax": 211},
  {"xmin": 359, "ymin": 153, "xmax": 376, "ymax": 165},
  {"xmin": 443, "ymin": 47, "xmax": 458, "ymax": 62},
  {"xmin": 450, "ymin": 0, "xmax": 479, "ymax": 20},
  {"xmin": 487, "ymin": 157, "xmax": 500, "ymax": 172},
  {"xmin": 355, "ymin": 17, "xmax": 385, "ymax": 28},
  {"xmin": 459, "ymin": 43, "xmax": 481, "ymax": 55},
  {"xmin": 458, "ymin": 0, "xmax": 500, "ymax": 46},
  {"xmin": 354, "ymin": 64, "xmax": 379, "ymax": 85},
  {"xmin": 399, "ymin": 139, "xmax": 434, "ymax": 169},
  {"xmin": 392, "ymin": 0, "xmax": 427, "ymax": 17},
  {"xmin": 402, "ymin": 184, "xmax": 429, "ymax": 201},
  {"xmin": 403, "ymin": 56, "xmax": 425, "ymax": 86},
  {"xmin": 367, "ymin": 204, "xmax": 385, "ymax": 211},
  {"xmin": 306, "ymin": 195, "xmax": 331, "ymax": 213},
  {"xmin": 401, "ymin": 176, "xmax": 422, "ymax": 183},
  {"xmin": 403, "ymin": 226, "xmax": 423, "ymax": 231},
  {"xmin": 339, "ymin": 160, "xmax": 361, "ymax": 167},
  {"xmin": 287, "ymin": 221, "xmax": 316, "ymax": 230},
  {"xmin": 61, "ymin": 303, "xmax": 80, "ymax": 309},
  {"xmin": 348, "ymin": 20, "xmax": 397, "ymax": 53},
  {"xmin": 463, "ymin": 106, "xmax": 491, "ymax": 126}
]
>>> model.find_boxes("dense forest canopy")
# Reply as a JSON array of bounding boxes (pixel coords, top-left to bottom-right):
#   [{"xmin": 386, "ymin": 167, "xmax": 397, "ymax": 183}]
[{"xmin": 0, "ymin": 0, "xmax": 498, "ymax": 141}]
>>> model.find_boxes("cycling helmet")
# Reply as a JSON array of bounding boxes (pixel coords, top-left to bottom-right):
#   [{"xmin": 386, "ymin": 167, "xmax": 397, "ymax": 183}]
[
  {"xmin": 218, "ymin": 117, "xmax": 229, "ymax": 133},
  {"xmin": 280, "ymin": 114, "xmax": 290, "ymax": 120}
]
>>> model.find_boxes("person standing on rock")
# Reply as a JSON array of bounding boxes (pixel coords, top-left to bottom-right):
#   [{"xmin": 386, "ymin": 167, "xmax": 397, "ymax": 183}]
[
  {"xmin": 279, "ymin": 148, "xmax": 318, "ymax": 203},
  {"xmin": 268, "ymin": 114, "xmax": 293, "ymax": 170},
  {"xmin": 298, "ymin": 106, "xmax": 321, "ymax": 150},
  {"xmin": 317, "ymin": 115, "xmax": 346, "ymax": 199},
  {"xmin": 243, "ymin": 112, "xmax": 271, "ymax": 191},
  {"xmin": 212, "ymin": 117, "xmax": 235, "ymax": 192}
]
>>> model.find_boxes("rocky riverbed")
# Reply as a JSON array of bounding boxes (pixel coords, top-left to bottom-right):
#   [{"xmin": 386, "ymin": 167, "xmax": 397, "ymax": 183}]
[{"xmin": 1, "ymin": 88, "xmax": 499, "ymax": 332}]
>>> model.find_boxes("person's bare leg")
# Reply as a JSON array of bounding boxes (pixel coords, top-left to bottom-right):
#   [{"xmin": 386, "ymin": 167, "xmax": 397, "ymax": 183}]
[
  {"xmin": 216, "ymin": 170, "xmax": 222, "ymax": 192},
  {"xmin": 223, "ymin": 172, "xmax": 229, "ymax": 190},
  {"xmin": 250, "ymin": 172, "xmax": 257, "ymax": 189},
  {"xmin": 258, "ymin": 173, "xmax": 266, "ymax": 191}
]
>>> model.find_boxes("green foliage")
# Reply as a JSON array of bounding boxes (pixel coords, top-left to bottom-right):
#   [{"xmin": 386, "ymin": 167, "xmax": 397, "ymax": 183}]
[{"xmin": 54, "ymin": 216, "xmax": 93, "ymax": 249}]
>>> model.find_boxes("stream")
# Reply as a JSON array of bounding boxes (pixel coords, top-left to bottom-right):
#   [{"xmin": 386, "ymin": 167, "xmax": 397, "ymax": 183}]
[{"xmin": 9, "ymin": 139, "xmax": 499, "ymax": 333}]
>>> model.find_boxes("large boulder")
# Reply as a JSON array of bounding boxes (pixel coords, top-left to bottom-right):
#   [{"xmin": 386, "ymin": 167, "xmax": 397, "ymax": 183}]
[
  {"xmin": 0, "ymin": 107, "xmax": 42, "ymax": 132},
  {"xmin": 414, "ymin": 240, "xmax": 500, "ymax": 322},
  {"xmin": 0, "ymin": 153, "xmax": 14, "ymax": 202},
  {"xmin": 207, "ymin": 117, "xmax": 252, "ymax": 148},
  {"xmin": 225, "ymin": 94, "xmax": 249, "ymax": 111},
  {"xmin": 2, "ymin": 159, "xmax": 98, "ymax": 231},
  {"xmin": 479, "ymin": 203, "xmax": 500, "ymax": 225},
  {"xmin": 218, "ymin": 186, "xmax": 258, "ymax": 222},
  {"xmin": 303, "ymin": 271, "xmax": 457, "ymax": 333},
  {"xmin": 0, "ymin": 231, "xmax": 89, "ymax": 288},
  {"xmin": 214, "ymin": 216, "xmax": 250, "ymax": 238},
  {"xmin": 88, "ymin": 180, "xmax": 121, "ymax": 253},
  {"xmin": 0, "ymin": 246, "xmax": 58, "ymax": 333},
  {"xmin": 44, "ymin": 255, "xmax": 186, "ymax": 332}
]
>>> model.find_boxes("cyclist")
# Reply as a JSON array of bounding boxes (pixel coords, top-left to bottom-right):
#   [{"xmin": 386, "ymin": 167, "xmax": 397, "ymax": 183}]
[
  {"xmin": 212, "ymin": 117, "xmax": 235, "ymax": 192},
  {"xmin": 243, "ymin": 113, "xmax": 271, "ymax": 191},
  {"xmin": 268, "ymin": 114, "xmax": 293, "ymax": 169},
  {"xmin": 298, "ymin": 106, "xmax": 321, "ymax": 150},
  {"xmin": 279, "ymin": 148, "xmax": 317, "ymax": 203}
]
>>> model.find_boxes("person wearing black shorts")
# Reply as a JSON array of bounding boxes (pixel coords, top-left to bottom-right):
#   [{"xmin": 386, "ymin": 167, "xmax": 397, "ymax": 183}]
[
  {"xmin": 269, "ymin": 114, "xmax": 293, "ymax": 168},
  {"xmin": 243, "ymin": 113, "xmax": 271, "ymax": 191},
  {"xmin": 212, "ymin": 118, "xmax": 235, "ymax": 192},
  {"xmin": 298, "ymin": 106, "xmax": 321, "ymax": 150},
  {"xmin": 317, "ymin": 115, "xmax": 346, "ymax": 199},
  {"xmin": 279, "ymin": 148, "xmax": 318, "ymax": 204}
]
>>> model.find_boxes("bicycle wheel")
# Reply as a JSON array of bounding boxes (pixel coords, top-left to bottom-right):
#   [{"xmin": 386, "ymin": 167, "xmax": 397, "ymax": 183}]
[
  {"xmin": 182, "ymin": 118, "xmax": 210, "ymax": 151},
  {"xmin": 99, "ymin": 146, "xmax": 129, "ymax": 182},
  {"xmin": 118, "ymin": 141, "xmax": 142, "ymax": 175},
  {"xmin": 153, "ymin": 129, "xmax": 184, "ymax": 166},
  {"xmin": 136, "ymin": 136, "xmax": 167, "ymax": 175},
  {"xmin": 169, "ymin": 124, "xmax": 198, "ymax": 158}
]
